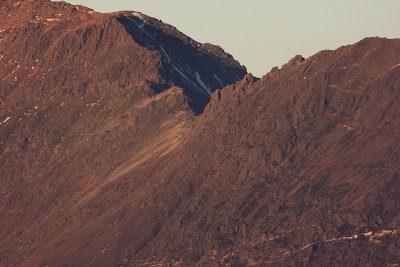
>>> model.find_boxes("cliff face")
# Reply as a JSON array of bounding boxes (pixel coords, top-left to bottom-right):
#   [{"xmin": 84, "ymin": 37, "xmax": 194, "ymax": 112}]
[
  {"xmin": 0, "ymin": 0, "xmax": 246, "ymax": 115},
  {"xmin": 0, "ymin": 1, "xmax": 245, "ymax": 266},
  {"xmin": 146, "ymin": 37, "xmax": 400, "ymax": 266},
  {"xmin": 1, "ymin": 1, "xmax": 400, "ymax": 267}
]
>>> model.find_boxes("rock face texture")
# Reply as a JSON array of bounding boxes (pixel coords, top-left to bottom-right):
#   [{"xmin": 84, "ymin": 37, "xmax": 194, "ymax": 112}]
[
  {"xmin": 1, "ymin": 1, "xmax": 400, "ymax": 267},
  {"xmin": 0, "ymin": 0, "xmax": 246, "ymax": 115},
  {"xmin": 0, "ymin": 1, "xmax": 245, "ymax": 266},
  {"xmin": 159, "ymin": 38, "xmax": 400, "ymax": 266}
]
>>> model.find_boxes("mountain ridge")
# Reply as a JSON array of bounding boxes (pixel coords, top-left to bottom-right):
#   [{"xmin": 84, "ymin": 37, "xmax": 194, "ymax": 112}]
[
  {"xmin": 1, "ymin": 1, "xmax": 400, "ymax": 266},
  {"xmin": 0, "ymin": 0, "xmax": 246, "ymax": 115}
]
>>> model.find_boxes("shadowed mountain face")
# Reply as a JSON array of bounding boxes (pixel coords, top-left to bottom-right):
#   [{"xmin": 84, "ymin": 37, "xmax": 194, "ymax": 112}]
[
  {"xmin": 1, "ymin": 1, "xmax": 400, "ymax": 267},
  {"xmin": 0, "ymin": 0, "xmax": 246, "ymax": 115},
  {"xmin": 117, "ymin": 14, "xmax": 246, "ymax": 113}
]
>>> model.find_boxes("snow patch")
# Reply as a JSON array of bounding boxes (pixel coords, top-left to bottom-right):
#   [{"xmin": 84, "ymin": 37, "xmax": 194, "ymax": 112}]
[
  {"xmin": 0, "ymin": 117, "xmax": 11, "ymax": 125},
  {"xmin": 159, "ymin": 45, "xmax": 166, "ymax": 54},
  {"xmin": 125, "ymin": 16, "xmax": 145, "ymax": 31},
  {"xmin": 125, "ymin": 16, "xmax": 169, "ymax": 58},
  {"xmin": 171, "ymin": 65, "xmax": 212, "ymax": 97},
  {"xmin": 124, "ymin": 15, "xmax": 212, "ymax": 97},
  {"xmin": 172, "ymin": 64, "xmax": 191, "ymax": 84},
  {"xmin": 300, "ymin": 229, "xmax": 398, "ymax": 251},
  {"xmin": 213, "ymin": 73, "xmax": 223, "ymax": 87},
  {"xmin": 195, "ymin": 72, "xmax": 211, "ymax": 96},
  {"xmin": 340, "ymin": 124, "xmax": 355, "ymax": 130},
  {"xmin": 374, "ymin": 63, "xmax": 400, "ymax": 82},
  {"xmin": 131, "ymin": 12, "xmax": 145, "ymax": 21}
]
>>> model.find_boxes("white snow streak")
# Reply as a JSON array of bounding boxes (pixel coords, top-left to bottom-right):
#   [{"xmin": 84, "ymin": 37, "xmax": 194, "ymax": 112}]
[
  {"xmin": 159, "ymin": 45, "xmax": 167, "ymax": 55},
  {"xmin": 125, "ymin": 16, "xmax": 212, "ymax": 97},
  {"xmin": 172, "ymin": 64, "xmax": 191, "ymax": 84},
  {"xmin": 0, "ymin": 117, "xmax": 11, "ymax": 125},
  {"xmin": 195, "ymin": 72, "xmax": 211, "ymax": 96},
  {"xmin": 300, "ymin": 229, "xmax": 398, "ymax": 251},
  {"xmin": 373, "ymin": 62, "xmax": 400, "ymax": 82},
  {"xmin": 213, "ymin": 73, "xmax": 223, "ymax": 87},
  {"xmin": 125, "ymin": 16, "xmax": 145, "ymax": 30}
]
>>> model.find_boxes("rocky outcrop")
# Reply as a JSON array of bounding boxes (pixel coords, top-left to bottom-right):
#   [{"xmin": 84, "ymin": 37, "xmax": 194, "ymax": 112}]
[
  {"xmin": 1, "ymin": 1, "xmax": 400, "ymax": 266},
  {"xmin": 0, "ymin": 0, "xmax": 246, "ymax": 116},
  {"xmin": 0, "ymin": 1, "xmax": 245, "ymax": 266},
  {"xmin": 137, "ymin": 37, "xmax": 400, "ymax": 266}
]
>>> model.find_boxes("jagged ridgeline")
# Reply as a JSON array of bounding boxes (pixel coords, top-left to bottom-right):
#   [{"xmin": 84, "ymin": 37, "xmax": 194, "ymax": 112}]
[
  {"xmin": 0, "ymin": 0, "xmax": 246, "ymax": 115},
  {"xmin": 1, "ymin": 0, "xmax": 400, "ymax": 266}
]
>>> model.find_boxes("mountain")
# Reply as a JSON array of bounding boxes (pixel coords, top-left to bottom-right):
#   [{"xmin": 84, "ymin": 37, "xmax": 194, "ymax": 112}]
[
  {"xmin": 1, "ymin": 1, "xmax": 400, "ymax": 266},
  {"xmin": 147, "ymin": 37, "xmax": 400, "ymax": 266},
  {"xmin": 0, "ymin": 0, "xmax": 245, "ymax": 265},
  {"xmin": 0, "ymin": 0, "xmax": 246, "ymax": 115}
]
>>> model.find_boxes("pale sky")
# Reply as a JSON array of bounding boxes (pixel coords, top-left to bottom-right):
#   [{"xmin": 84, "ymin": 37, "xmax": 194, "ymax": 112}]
[{"xmin": 55, "ymin": 0, "xmax": 400, "ymax": 77}]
